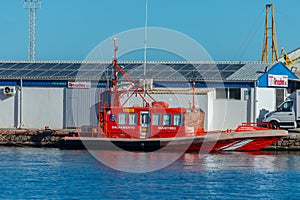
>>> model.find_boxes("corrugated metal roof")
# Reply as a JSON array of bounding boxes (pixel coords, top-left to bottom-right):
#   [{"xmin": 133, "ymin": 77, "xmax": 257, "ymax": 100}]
[{"xmin": 226, "ymin": 63, "xmax": 274, "ymax": 81}]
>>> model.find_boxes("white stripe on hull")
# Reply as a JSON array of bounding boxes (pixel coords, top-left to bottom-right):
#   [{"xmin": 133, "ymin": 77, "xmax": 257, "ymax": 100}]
[{"xmin": 219, "ymin": 139, "xmax": 254, "ymax": 151}]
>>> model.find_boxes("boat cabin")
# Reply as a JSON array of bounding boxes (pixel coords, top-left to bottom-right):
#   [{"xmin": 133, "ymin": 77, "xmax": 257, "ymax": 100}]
[{"xmin": 98, "ymin": 101, "xmax": 205, "ymax": 139}]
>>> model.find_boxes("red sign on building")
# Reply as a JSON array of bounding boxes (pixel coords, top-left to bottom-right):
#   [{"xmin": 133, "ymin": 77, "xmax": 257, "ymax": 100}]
[
  {"xmin": 68, "ymin": 81, "xmax": 91, "ymax": 89},
  {"xmin": 268, "ymin": 74, "xmax": 288, "ymax": 87}
]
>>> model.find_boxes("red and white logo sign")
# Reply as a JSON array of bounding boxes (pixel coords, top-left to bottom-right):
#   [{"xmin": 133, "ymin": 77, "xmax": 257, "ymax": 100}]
[
  {"xmin": 68, "ymin": 81, "xmax": 91, "ymax": 88},
  {"xmin": 268, "ymin": 74, "xmax": 288, "ymax": 87}
]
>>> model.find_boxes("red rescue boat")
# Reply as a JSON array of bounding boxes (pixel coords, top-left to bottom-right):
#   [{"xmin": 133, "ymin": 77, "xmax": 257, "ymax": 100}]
[{"xmin": 64, "ymin": 39, "xmax": 288, "ymax": 152}]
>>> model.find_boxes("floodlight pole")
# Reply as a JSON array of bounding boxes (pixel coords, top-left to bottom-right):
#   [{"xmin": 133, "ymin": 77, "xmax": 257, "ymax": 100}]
[{"xmin": 24, "ymin": 0, "xmax": 42, "ymax": 61}]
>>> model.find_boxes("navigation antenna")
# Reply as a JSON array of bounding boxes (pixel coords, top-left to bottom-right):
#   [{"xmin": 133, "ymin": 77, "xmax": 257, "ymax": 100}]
[
  {"xmin": 142, "ymin": 0, "xmax": 148, "ymax": 96},
  {"xmin": 143, "ymin": 0, "xmax": 148, "ymax": 77},
  {"xmin": 24, "ymin": 0, "xmax": 42, "ymax": 61},
  {"xmin": 261, "ymin": 4, "xmax": 279, "ymax": 62}
]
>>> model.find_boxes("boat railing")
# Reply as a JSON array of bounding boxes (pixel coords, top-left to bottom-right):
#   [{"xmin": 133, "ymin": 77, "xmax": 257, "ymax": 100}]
[
  {"xmin": 205, "ymin": 122, "xmax": 274, "ymax": 134},
  {"xmin": 241, "ymin": 122, "xmax": 273, "ymax": 129},
  {"xmin": 235, "ymin": 122, "xmax": 274, "ymax": 132},
  {"xmin": 77, "ymin": 126, "xmax": 99, "ymax": 137}
]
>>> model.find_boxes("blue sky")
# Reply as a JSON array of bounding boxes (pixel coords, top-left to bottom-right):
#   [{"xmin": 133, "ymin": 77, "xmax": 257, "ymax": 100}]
[{"xmin": 0, "ymin": 0, "xmax": 299, "ymax": 61}]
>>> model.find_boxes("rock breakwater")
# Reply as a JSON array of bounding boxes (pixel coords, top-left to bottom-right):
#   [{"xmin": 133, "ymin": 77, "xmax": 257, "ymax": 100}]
[
  {"xmin": 0, "ymin": 129, "xmax": 75, "ymax": 147},
  {"xmin": 264, "ymin": 133, "xmax": 300, "ymax": 150}
]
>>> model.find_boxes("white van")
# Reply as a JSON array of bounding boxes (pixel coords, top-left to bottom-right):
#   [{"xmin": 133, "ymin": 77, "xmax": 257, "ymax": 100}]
[{"xmin": 263, "ymin": 90, "xmax": 300, "ymax": 129}]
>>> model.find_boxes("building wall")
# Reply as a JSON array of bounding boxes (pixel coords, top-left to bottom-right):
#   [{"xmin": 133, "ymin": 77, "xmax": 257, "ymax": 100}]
[
  {"xmin": 206, "ymin": 90, "xmax": 215, "ymax": 131},
  {"xmin": 213, "ymin": 100, "xmax": 248, "ymax": 130},
  {"xmin": 0, "ymin": 87, "xmax": 17, "ymax": 128},
  {"xmin": 22, "ymin": 87, "xmax": 64, "ymax": 129},
  {"xmin": 211, "ymin": 88, "xmax": 250, "ymax": 130},
  {"xmin": 256, "ymin": 88, "xmax": 276, "ymax": 122},
  {"xmin": 0, "ymin": 87, "xmax": 64, "ymax": 129},
  {"xmin": 0, "ymin": 85, "xmax": 284, "ymax": 131},
  {"xmin": 65, "ymin": 88, "xmax": 104, "ymax": 128}
]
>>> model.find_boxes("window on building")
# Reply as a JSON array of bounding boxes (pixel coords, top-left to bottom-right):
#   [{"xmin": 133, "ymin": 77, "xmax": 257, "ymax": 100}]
[
  {"xmin": 229, "ymin": 88, "xmax": 241, "ymax": 100},
  {"xmin": 163, "ymin": 114, "xmax": 172, "ymax": 126},
  {"xmin": 118, "ymin": 113, "xmax": 126, "ymax": 125},
  {"xmin": 152, "ymin": 114, "xmax": 160, "ymax": 126},
  {"xmin": 129, "ymin": 113, "xmax": 137, "ymax": 125},
  {"xmin": 216, "ymin": 88, "xmax": 241, "ymax": 100},
  {"xmin": 174, "ymin": 114, "xmax": 182, "ymax": 126},
  {"xmin": 216, "ymin": 88, "xmax": 227, "ymax": 99}
]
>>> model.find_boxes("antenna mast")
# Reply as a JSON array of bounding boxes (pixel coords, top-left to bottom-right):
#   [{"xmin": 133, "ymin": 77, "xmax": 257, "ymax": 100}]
[
  {"xmin": 24, "ymin": 0, "xmax": 42, "ymax": 61},
  {"xmin": 143, "ymin": 0, "xmax": 148, "ymax": 77},
  {"xmin": 261, "ymin": 4, "xmax": 279, "ymax": 62}
]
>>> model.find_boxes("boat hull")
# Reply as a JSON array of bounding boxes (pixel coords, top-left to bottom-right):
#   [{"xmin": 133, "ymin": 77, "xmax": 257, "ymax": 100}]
[{"xmin": 63, "ymin": 129, "xmax": 288, "ymax": 152}]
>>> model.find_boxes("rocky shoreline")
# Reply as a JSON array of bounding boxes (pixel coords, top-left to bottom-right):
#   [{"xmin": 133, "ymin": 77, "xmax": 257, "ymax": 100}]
[
  {"xmin": 0, "ymin": 128, "xmax": 300, "ymax": 150},
  {"xmin": 263, "ymin": 132, "xmax": 300, "ymax": 151},
  {"xmin": 0, "ymin": 129, "xmax": 75, "ymax": 147}
]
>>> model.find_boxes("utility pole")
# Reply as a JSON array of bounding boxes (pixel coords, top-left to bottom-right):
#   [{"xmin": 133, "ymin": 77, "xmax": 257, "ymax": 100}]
[
  {"xmin": 261, "ymin": 4, "xmax": 279, "ymax": 62},
  {"xmin": 24, "ymin": 0, "xmax": 41, "ymax": 61}
]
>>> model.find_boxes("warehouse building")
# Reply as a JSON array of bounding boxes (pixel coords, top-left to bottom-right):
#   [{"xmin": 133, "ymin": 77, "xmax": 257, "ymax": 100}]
[{"xmin": 0, "ymin": 60, "xmax": 298, "ymax": 131}]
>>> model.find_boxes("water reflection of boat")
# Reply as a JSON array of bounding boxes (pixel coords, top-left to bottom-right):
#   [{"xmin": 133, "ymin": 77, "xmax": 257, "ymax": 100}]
[{"xmin": 63, "ymin": 39, "xmax": 287, "ymax": 152}]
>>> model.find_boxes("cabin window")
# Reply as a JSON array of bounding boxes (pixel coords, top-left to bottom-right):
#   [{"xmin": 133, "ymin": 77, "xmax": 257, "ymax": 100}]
[
  {"xmin": 109, "ymin": 114, "xmax": 116, "ymax": 122},
  {"xmin": 163, "ymin": 114, "xmax": 172, "ymax": 126},
  {"xmin": 277, "ymin": 101, "xmax": 293, "ymax": 112},
  {"xmin": 152, "ymin": 114, "xmax": 160, "ymax": 126},
  {"xmin": 216, "ymin": 88, "xmax": 241, "ymax": 100},
  {"xmin": 174, "ymin": 114, "xmax": 182, "ymax": 126},
  {"xmin": 129, "ymin": 113, "xmax": 137, "ymax": 125},
  {"xmin": 118, "ymin": 113, "xmax": 126, "ymax": 125},
  {"xmin": 141, "ymin": 113, "xmax": 149, "ymax": 126}
]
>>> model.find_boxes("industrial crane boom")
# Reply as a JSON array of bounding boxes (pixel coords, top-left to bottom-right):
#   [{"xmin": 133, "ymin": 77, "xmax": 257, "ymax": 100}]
[{"xmin": 278, "ymin": 47, "xmax": 300, "ymax": 66}]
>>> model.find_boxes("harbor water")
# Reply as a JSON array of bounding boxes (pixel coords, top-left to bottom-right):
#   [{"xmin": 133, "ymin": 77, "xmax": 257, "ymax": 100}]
[{"xmin": 1, "ymin": 147, "xmax": 300, "ymax": 199}]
